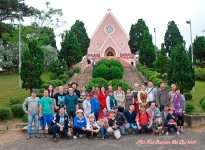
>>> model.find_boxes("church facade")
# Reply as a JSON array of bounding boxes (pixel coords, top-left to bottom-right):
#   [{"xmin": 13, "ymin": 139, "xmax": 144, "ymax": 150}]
[{"xmin": 87, "ymin": 10, "xmax": 134, "ymax": 66}]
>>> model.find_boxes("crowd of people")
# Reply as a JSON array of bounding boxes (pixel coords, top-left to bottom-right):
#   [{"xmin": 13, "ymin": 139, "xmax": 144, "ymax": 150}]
[{"xmin": 22, "ymin": 81, "xmax": 186, "ymax": 143}]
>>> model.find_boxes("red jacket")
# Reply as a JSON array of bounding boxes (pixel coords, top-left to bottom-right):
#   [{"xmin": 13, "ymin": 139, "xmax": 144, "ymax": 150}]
[
  {"xmin": 89, "ymin": 91, "xmax": 94, "ymax": 99},
  {"xmin": 98, "ymin": 92, "xmax": 107, "ymax": 112}
]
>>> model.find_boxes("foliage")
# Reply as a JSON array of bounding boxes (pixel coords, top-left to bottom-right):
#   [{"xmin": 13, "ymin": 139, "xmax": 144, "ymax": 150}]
[
  {"xmin": 9, "ymin": 96, "xmax": 25, "ymax": 106},
  {"xmin": 0, "ymin": 108, "xmax": 11, "ymax": 120},
  {"xmin": 109, "ymin": 66, "xmax": 123, "ymax": 80},
  {"xmin": 73, "ymin": 67, "xmax": 81, "ymax": 73},
  {"xmin": 128, "ymin": 18, "xmax": 149, "ymax": 54},
  {"xmin": 185, "ymin": 102, "xmax": 195, "ymax": 113},
  {"xmin": 167, "ymin": 44, "xmax": 195, "ymax": 92},
  {"xmin": 195, "ymin": 68, "xmax": 205, "ymax": 81},
  {"xmin": 96, "ymin": 58, "xmax": 109, "ymax": 67},
  {"xmin": 201, "ymin": 101, "xmax": 205, "ymax": 111},
  {"xmin": 164, "ymin": 20, "xmax": 184, "ymax": 57},
  {"xmin": 11, "ymin": 104, "xmax": 24, "ymax": 117},
  {"xmin": 70, "ymin": 20, "xmax": 90, "ymax": 56},
  {"xmin": 67, "ymin": 71, "xmax": 74, "ymax": 78},
  {"xmin": 42, "ymin": 45, "xmax": 58, "ymax": 68},
  {"xmin": 22, "ymin": 114, "xmax": 28, "ymax": 123},
  {"xmin": 86, "ymin": 78, "xmax": 108, "ymax": 92},
  {"xmin": 92, "ymin": 64, "xmax": 110, "ymax": 80},
  {"xmin": 20, "ymin": 40, "xmax": 44, "ymax": 92},
  {"xmin": 49, "ymin": 59, "xmax": 67, "ymax": 77},
  {"xmin": 59, "ymin": 31, "xmax": 82, "ymax": 69},
  {"xmin": 108, "ymin": 79, "xmax": 133, "ymax": 92},
  {"xmin": 199, "ymin": 97, "xmax": 205, "ymax": 105},
  {"xmin": 193, "ymin": 36, "xmax": 205, "ymax": 63},
  {"xmin": 184, "ymin": 93, "xmax": 192, "ymax": 100},
  {"xmin": 107, "ymin": 59, "xmax": 124, "ymax": 72}
]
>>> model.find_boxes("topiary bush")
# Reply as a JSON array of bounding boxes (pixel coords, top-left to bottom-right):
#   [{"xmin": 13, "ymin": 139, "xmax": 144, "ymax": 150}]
[
  {"xmin": 195, "ymin": 68, "xmax": 205, "ymax": 81},
  {"xmin": 22, "ymin": 114, "xmax": 28, "ymax": 123},
  {"xmin": 50, "ymin": 73, "xmax": 57, "ymax": 80},
  {"xmin": 109, "ymin": 66, "xmax": 123, "ymax": 80},
  {"xmin": 9, "ymin": 96, "xmax": 26, "ymax": 106},
  {"xmin": 92, "ymin": 64, "xmax": 110, "ymax": 80},
  {"xmin": 185, "ymin": 102, "xmax": 195, "ymax": 113},
  {"xmin": 40, "ymin": 83, "xmax": 50, "ymax": 89},
  {"xmin": 86, "ymin": 78, "xmax": 109, "ymax": 92},
  {"xmin": 73, "ymin": 67, "xmax": 81, "ymax": 73},
  {"xmin": 67, "ymin": 71, "xmax": 74, "ymax": 78},
  {"xmin": 96, "ymin": 58, "xmax": 109, "ymax": 67},
  {"xmin": 0, "ymin": 108, "xmax": 11, "ymax": 120},
  {"xmin": 37, "ymin": 93, "xmax": 43, "ymax": 98},
  {"xmin": 59, "ymin": 74, "xmax": 69, "ymax": 80},
  {"xmin": 199, "ymin": 97, "xmax": 205, "ymax": 105},
  {"xmin": 109, "ymin": 79, "xmax": 133, "ymax": 92},
  {"xmin": 11, "ymin": 104, "xmax": 25, "ymax": 117},
  {"xmin": 184, "ymin": 93, "xmax": 192, "ymax": 100},
  {"xmin": 201, "ymin": 101, "xmax": 205, "ymax": 111},
  {"xmin": 108, "ymin": 59, "xmax": 124, "ymax": 72}
]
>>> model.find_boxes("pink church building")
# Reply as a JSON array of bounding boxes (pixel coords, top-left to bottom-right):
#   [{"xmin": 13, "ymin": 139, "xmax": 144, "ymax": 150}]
[{"xmin": 87, "ymin": 10, "xmax": 134, "ymax": 66}]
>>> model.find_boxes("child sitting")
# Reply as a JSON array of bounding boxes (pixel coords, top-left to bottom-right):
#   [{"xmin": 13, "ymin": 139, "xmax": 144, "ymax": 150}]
[
  {"xmin": 97, "ymin": 112, "xmax": 109, "ymax": 139},
  {"xmin": 152, "ymin": 117, "xmax": 163, "ymax": 135},
  {"xmin": 86, "ymin": 114, "xmax": 100, "ymax": 139},
  {"xmin": 166, "ymin": 108, "xmax": 180, "ymax": 135}
]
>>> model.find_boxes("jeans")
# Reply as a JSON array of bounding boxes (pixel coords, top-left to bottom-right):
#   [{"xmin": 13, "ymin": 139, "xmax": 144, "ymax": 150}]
[
  {"xmin": 139, "ymin": 124, "xmax": 152, "ymax": 132},
  {"xmin": 52, "ymin": 124, "xmax": 68, "ymax": 138},
  {"xmin": 100, "ymin": 127, "xmax": 109, "ymax": 136},
  {"xmin": 27, "ymin": 113, "xmax": 39, "ymax": 136},
  {"xmin": 94, "ymin": 112, "xmax": 99, "ymax": 121},
  {"xmin": 125, "ymin": 123, "xmax": 137, "ymax": 133}
]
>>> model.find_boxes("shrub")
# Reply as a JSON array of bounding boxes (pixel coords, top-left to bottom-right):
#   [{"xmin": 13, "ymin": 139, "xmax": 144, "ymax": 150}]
[
  {"xmin": 37, "ymin": 93, "xmax": 43, "ymax": 98},
  {"xmin": 201, "ymin": 101, "xmax": 205, "ymax": 111},
  {"xmin": 61, "ymin": 79, "xmax": 67, "ymax": 84},
  {"xmin": 59, "ymin": 74, "xmax": 69, "ymax": 80},
  {"xmin": 22, "ymin": 114, "xmax": 28, "ymax": 123},
  {"xmin": 52, "ymin": 80, "xmax": 60, "ymax": 86},
  {"xmin": 184, "ymin": 93, "xmax": 192, "ymax": 100},
  {"xmin": 108, "ymin": 59, "xmax": 124, "ymax": 72},
  {"xmin": 109, "ymin": 79, "xmax": 133, "ymax": 92},
  {"xmin": 40, "ymin": 83, "xmax": 50, "ymax": 89},
  {"xmin": 86, "ymin": 78, "xmax": 108, "ymax": 92},
  {"xmin": 54, "ymin": 79, "xmax": 64, "ymax": 86},
  {"xmin": 45, "ymin": 81, "xmax": 56, "ymax": 87},
  {"xmin": 199, "ymin": 97, "xmax": 205, "ymax": 105},
  {"xmin": 39, "ymin": 88, "xmax": 45, "ymax": 93},
  {"xmin": 11, "ymin": 104, "xmax": 25, "ymax": 117},
  {"xmin": 50, "ymin": 73, "xmax": 57, "ymax": 80},
  {"xmin": 0, "ymin": 108, "xmax": 11, "ymax": 120},
  {"xmin": 195, "ymin": 68, "xmax": 205, "ymax": 81},
  {"xmin": 92, "ymin": 64, "xmax": 110, "ymax": 80},
  {"xmin": 67, "ymin": 71, "xmax": 74, "ymax": 78},
  {"xmin": 185, "ymin": 102, "xmax": 195, "ymax": 113},
  {"xmin": 9, "ymin": 96, "xmax": 25, "ymax": 106},
  {"xmin": 96, "ymin": 58, "xmax": 109, "ymax": 67},
  {"xmin": 109, "ymin": 66, "xmax": 123, "ymax": 80},
  {"xmin": 73, "ymin": 67, "xmax": 81, "ymax": 73}
]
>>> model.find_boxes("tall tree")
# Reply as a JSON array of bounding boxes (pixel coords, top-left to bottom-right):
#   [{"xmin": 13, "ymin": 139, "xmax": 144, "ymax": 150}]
[
  {"xmin": 192, "ymin": 36, "xmax": 205, "ymax": 63},
  {"xmin": 167, "ymin": 44, "xmax": 195, "ymax": 92},
  {"xmin": 164, "ymin": 21, "xmax": 184, "ymax": 57},
  {"xmin": 59, "ymin": 31, "xmax": 82, "ymax": 69},
  {"xmin": 42, "ymin": 45, "xmax": 58, "ymax": 69},
  {"xmin": 70, "ymin": 20, "xmax": 90, "ymax": 56},
  {"xmin": 128, "ymin": 18, "xmax": 149, "ymax": 54},
  {"xmin": 139, "ymin": 31, "xmax": 156, "ymax": 68},
  {"xmin": 154, "ymin": 43, "xmax": 169, "ymax": 74},
  {"xmin": 20, "ymin": 40, "xmax": 44, "ymax": 92}
]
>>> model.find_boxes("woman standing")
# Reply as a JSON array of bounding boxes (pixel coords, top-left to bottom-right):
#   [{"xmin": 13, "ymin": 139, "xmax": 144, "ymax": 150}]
[
  {"xmin": 138, "ymin": 85, "xmax": 148, "ymax": 109},
  {"xmin": 114, "ymin": 84, "xmax": 125, "ymax": 112},
  {"xmin": 98, "ymin": 86, "xmax": 108, "ymax": 112},
  {"xmin": 48, "ymin": 85, "xmax": 55, "ymax": 98},
  {"xmin": 79, "ymin": 85, "xmax": 86, "ymax": 110},
  {"xmin": 89, "ymin": 86, "xmax": 94, "ymax": 99},
  {"xmin": 125, "ymin": 89, "xmax": 133, "ymax": 110},
  {"xmin": 173, "ymin": 88, "xmax": 186, "ymax": 133},
  {"xmin": 132, "ymin": 84, "xmax": 139, "ymax": 112}
]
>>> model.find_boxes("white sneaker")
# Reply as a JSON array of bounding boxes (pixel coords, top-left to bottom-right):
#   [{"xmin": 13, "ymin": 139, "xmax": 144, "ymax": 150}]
[
  {"xmin": 73, "ymin": 136, "xmax": 78, "ymax": 139},
  {"xmin": 177, "ymin": 131, "xmax": 180, "ymax": 135},
  {"xmin": 166, "ymin": 132, "xmax": 169, "ymax": 136},
  {"xmin": 79, "ymin": 134, "xmax": 83, "ymax": 138}
]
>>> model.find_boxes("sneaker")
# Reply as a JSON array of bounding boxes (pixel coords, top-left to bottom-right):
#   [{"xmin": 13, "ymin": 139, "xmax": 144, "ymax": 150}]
[
  {"xmin": 53, "ymin": 138, "xmax": 58, "ymax": 143},
  {"xmin": 102, "ymin": 135, "xmax": 105, "ymax": 140},
  {"xmin": 26, "ymin": 136, "xmax": 31, "ymax": 140},
  {"xmin": 73, "ymin": 136, "xmax": 78, "ymax": 139},
  {"xmin": 42, "ymin": 133, "xmax": 46, "ymax": 138},
  {"xmin": 94, "ymin": 137, "xmax": 98, "ymax": 140},
  {"xmin": 35, "ymin": 134, "xmax": 41, "ymax": 138},
  {"xmin": 79, "ymin": 134, "xmax": 83, "ymax": 138},
  {"xmin": 177, "ymin": 131, "xmax": 180, "ymax": 135},
  {"xmin": 132, "ymin": 132, "xmax": 136, "ymax": 134},
  {"xmin": 166, "ymin": 132, "xmax": 169, "ymax": 136}
]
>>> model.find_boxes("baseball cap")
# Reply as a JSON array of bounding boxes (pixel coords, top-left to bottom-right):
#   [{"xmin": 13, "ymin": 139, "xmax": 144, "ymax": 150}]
[
  {"xmin": 77, "ymin": 109, "xmax": 84, "ymax": 113},
  {"xmin": 134, "ymin": 84, "xmax": 139, "ymax": 87},
  {"xmin": 31, "ymin": 89, "xmax": 37, "ymax": 93},
  {"xmin": 88, "ymin": 114, "xmax": 95, "ymax": 118}
]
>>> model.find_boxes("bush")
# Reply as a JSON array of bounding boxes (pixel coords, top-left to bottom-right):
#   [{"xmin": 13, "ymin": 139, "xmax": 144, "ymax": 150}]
[
  {"xmin": 54, "ymin": 79, "xmax": 64, "ymax": 86},
  {"xmin": 22, "ymin": 114, "xmax": 28, "ymax": 123},
  {"xmin": 0, "ymin": 108, "xmax": 11, "ymax": 120},
  {"xmin": 184, "ymin": 93, "xmax": 192, "ymax": 100},
  {"xmin": 185, "ymin": 102, "xmax": 195, "ymax": 113},
  {"xmin": 109, "ymin": 66, "xmax": 123, "ymax": 80},
  {"xmin": 61, "ymin": 79, "xmax": 67, "ymax": 84},
  {"xmin": 108, "ymin": 59, "xmax": 124, "ymax": 72},
  {"xmin": 199, "ymin": 97, "xmax": 205, "ymax": 105},
  {"xmin": 11, "ymin": 104, "xmax": 25, "ymax": 117},
  {"xmin": 92, "ymin": 64, "xmax": 110, "ymax": 80},
  {"xmin": 73, "ymin": 67, "xmax": 81, "ymax": 73},
  {"xmin": 195, "ymin": 68, "xmax": 205, "ymax": 81},
  {"xmin": 45, "ymin": 81, "xmax": 56, "ymax": 87},
  {"xmin": 59, "ymin": 74, "xmax": 69, "ymax": 80},
  {"xmin": 50, "ymin": 73, "xmax": 57, "ymax": 80},
  {"xmin": 86, "ymin": 78, "xmax": 108, "ymax": 92},
  {"xmin": 39, "ymin": 88, "xmax": 45, "ymax": 94},
  {"xmin": 37, "ymin": 93, "xmax": 43, "ymax": 98},
  {"xmin": 67, "ymin": 71, "xmax": 74, "ymax": 78},
  {"xmin": 109, "ymin": 79, "xmax": 133, "ymax": 92},
  {"xmin": 40, "ymin": 83, "xmax": 50, "ymax": 89},
  {"xmin": 201, "ymin": 101, "xmax": 205, "ymax": 111},
  {"xmin": 9, "ymin": 96, "xmax": 25, "ymax": 106},
  {"xmin": 96, "ymin": 58, "xmax": 109, "ymax": 67}
]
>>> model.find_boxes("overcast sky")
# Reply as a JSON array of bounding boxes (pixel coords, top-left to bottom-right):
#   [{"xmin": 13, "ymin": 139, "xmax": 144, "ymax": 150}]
[{"xmin": 25, "ymin": 0, "xmax": 205, "ymax": 50}]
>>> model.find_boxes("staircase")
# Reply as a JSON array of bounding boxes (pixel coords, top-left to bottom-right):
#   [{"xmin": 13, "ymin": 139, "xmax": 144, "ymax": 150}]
[{"xmin": 122, "ymin": 66, "xmax": 144, "ymax": 87}]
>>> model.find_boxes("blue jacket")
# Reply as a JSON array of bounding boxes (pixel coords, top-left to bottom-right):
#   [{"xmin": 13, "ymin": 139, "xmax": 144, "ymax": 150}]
[
  {"xmin": 73, "ymin": 116, "xmax": 87, "ymax": 129},
  {"xmin": 90, "ymin": 97, "xmax": 100, "ymax": 113}
]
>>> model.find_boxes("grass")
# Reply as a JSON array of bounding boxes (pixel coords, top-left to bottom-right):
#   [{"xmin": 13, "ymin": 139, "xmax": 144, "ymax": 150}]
[
  {"xmin": 0, "ymin": 71, "xmax": 51, "ymax": 108},
  {"xmin": 190, "ymin": 81, "xmax": 205, "ymax": 114}
]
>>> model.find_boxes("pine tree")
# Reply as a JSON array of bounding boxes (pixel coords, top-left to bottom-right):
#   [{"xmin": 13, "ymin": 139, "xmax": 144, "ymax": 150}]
[
  {"xmin": 59, "ymin": 31, "xmax": 82, "ymax": 69},
  {"xmin": 193, "ymin": 36, "xmax": 205, "ymax": 63},
  {"xmin": 139, "ymin": 31, "xmax": 156, "ymax": 68},
  {"xmin": 70, "ymin": 20, "xmax": 90, "ymax": 56},
  {"xmin": 20, "ymin": 40, "xmax": 44, "ymax": 93},
  {"xmin": 167, "ymin": 44, "xmax": 195, "ymax": 92},
  {"xmin": 164, "ymin": 21, "xmax": 184, "ymax": 57},
  {"xmin": 128, "ymin": 18, "xmax": 149, "ymax": 54}
]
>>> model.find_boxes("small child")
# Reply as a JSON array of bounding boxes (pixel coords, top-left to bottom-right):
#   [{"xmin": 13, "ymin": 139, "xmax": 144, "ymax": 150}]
[
  {"xmin": 86, "ymin": 114, "xmax": 100, "ymax": 139},
  {"xmin": 152, "ymin": 117, "xmax": 163, "ymax": 135},
  {"xmin": 166, "ymin": 108, "xmax": 179, "ymax": 135},
  {"xmin": 97, "ymin": 112, "xmax": 109, "ymax": 139}
]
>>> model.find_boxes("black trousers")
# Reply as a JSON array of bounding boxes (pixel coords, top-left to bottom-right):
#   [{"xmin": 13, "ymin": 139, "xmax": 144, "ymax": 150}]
[
  {"xmin": 67, "ymin": 111, "xmax": 76, "ymax": 122},
  {"xmin": 177, "ymin": 116, "xmax": 184, "ymax": 126},
  {"xmin": 118, "ymin": 107, "xmax": 124, "ymax": 113},
  {"xmin": 86, "ymin": 130, "xmax": 98, "ymax": 138},
  {"xmin": 167, "ymin": 124, "xmax": 177, "ymax": 132},
  {"xmin": 73, "ymin": 127, "xmax": 87, "ymax": 136}
]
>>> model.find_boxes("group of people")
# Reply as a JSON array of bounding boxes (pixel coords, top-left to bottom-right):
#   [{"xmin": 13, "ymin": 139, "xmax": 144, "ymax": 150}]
[{"xmin": 22, "ymin": 81, "xmax": 186, "ymax": 143}]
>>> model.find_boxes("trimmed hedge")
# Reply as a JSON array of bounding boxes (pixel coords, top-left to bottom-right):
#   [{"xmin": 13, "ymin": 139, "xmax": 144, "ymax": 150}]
[
  {"xmin": 108, "ymin": 59, "xmax": 124, "ymax": 72},
  {"xmin": 73, "ymin": 67, "xmax": 81, "ymax": 73},
  {"xmin": 22, "ymin": 114, "xmax": 28, "ymax": 123},
  {"xmin": 185, "ymin": 102, "xmax": 195, "ymax": 113},
  {"xmin": 41, "ymin": 83, "xmax": 50, "ymax": 89},
  {"xmin": 199, "ymin": 97, "xmax": 205, "ymax": 105},
  {"xmin": 86, "ymin": 78, "xmax": 109, "ymax": 92},
  {"xmin": 109, "ymin": 79, "xmax": 133, "ymax": 92},
  {"xmin": 184, "ymin": 93, "xmax": 192, "ymax": 100},
  {"xmin": 96, "ymin": 58, "xmax": 109, "ymax": 67},
  {"xmin": 11, "ymin": 104, "xmax": 25, "ymax": 117},
  {"xmin": 9, "ymin": 96, "xmax": 26, "ymax": 106},
  {"xmin": 201, "ymin": 101, "xmax": 205, "ymax": 111},
  {"xmin": 50, "ymin": 73, "xmax": 57, "ymax": 80},
  {"xmin": 59, "ymin": 74, "xmax": 69, "ymax": 80},
  {"xmin": 109, "ymin": 66, "xmax": 123, "ymax": 80},
  {"xmin": 195, "ymin": 68, "xmax": 205, "ymax": 81},
  {"xmin": 67, "ymin": 71, "xmax": 74, "ymax": 78},
  {"xmin": 0, "ymin": 108, "xmax": 11, "ymax": 120},
  {"xmin": 92, "ymin": 64, "xmax": 110, "ymax": 80}
]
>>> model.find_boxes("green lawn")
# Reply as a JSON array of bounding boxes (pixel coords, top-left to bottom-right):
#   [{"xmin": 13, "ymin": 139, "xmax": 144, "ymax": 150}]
[
  {"xmin": 191, "ymin": 81, "xmax": 205, "ymax": 114},
  {"xmin": 0, "ymin": 71, "xmax": 51, "ymax": 108}
]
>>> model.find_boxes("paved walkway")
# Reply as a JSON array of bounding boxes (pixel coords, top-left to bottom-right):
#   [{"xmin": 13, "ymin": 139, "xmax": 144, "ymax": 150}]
[{"xmin": 1, "ymin": 128, "xmax": 204, "ymax": 150}]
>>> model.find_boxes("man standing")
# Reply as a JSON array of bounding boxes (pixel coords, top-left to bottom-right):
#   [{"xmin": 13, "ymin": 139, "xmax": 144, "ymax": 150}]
[
  {"xmin": 146, "ymin": 81, "xmax": 157, "ymax": 106},
  {"xmin": 71, "ymin": 82, "xmax": 81, "ymax": 99},
  {"xmin": 39, "ymin": 90, "xmax": 54, "ymax": 138},
  {"xmin": 54, "ymin": 86, "xmax": 67, "ymax": 113},
  {"xmin": 22, "ymin": 89, "xmax": 40, "ymax": 140},
  {"xmin": 156, "ymin": 82, "xmax": 170, "ymax": 111},
  {"xmin": 169, "ymin": 84, "xmax": 177, "ymax": 107},
  {"xmin": 64, "ymin": 87, "xmax": 78, "ymax": 122},
  {"xmin": 90, "ymin": 90, "xmax": 100, "ymax": 120},
  {"xmin": 92, "ymin": 59, "xmax": 97, "ymax": 69}
]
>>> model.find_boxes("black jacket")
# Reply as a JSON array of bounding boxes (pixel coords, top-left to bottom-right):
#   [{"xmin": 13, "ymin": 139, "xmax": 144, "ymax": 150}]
[{"xmin": 53, "ymin": 114, "xmax": 71, "ymax": 129}]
